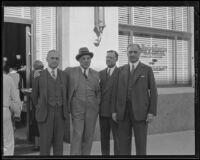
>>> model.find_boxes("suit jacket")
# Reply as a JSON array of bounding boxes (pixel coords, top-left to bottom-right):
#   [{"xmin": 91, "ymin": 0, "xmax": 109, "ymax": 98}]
[
  {"xmin": 115, "ymin": 62, "xmax": 158, "ymax": 121},
  {"xmin": 32, "ymin": 68, "xmax": 69, "ymax": 122},
  {"xmin": 64, "ymin": 66, "xmax": 100, "ymax": 113},
  {"xmin": 99, "ymin": 67, "xmax": 119, "ymax": 117}
]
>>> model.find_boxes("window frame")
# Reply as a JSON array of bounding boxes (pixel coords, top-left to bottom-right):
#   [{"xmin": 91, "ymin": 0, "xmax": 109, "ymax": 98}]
[{"xmin": 118, "ymin": 7, "xmax": 193, "ymax": 87}]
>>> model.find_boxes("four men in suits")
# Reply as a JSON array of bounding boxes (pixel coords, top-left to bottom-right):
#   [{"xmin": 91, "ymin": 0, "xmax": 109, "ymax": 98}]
[
  {"xmin": 99, "ymin": 50, "xmax": 119, "ymax": 155},
  {"xmin": 65, "ymin": 47, "xmax": 100, "ymax": 155},
  {"xmin": 31, "ymin": 44, "xmax": 157, "ymax": 155},
  {"xmin": 113, "ymin": 43, "xmax": 158, "ymax": 155},
  {"xmin": 32, "ymin": 50, "xmax": 70, "ymax": 155}
]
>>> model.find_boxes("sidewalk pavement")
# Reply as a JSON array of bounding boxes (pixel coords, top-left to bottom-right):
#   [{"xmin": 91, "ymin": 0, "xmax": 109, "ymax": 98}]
[{"xmin": 19, "ymin": 130, "xmax": 195, "ymax": 155}]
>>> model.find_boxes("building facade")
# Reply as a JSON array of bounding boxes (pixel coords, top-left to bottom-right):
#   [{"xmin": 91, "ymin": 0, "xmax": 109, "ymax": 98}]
[{"xmin": 3, "ymin": 7, "xmax": 194, "ymax": 140}]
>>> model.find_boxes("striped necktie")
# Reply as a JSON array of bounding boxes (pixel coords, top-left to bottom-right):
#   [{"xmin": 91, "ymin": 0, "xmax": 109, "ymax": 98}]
[{"xmin": 51, "ymin": 70, "xmax": 56, "ymax": 79}]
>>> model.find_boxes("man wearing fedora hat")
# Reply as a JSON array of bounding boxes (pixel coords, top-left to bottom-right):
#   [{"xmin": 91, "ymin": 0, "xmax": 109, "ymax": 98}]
[{"xmin": 65, "ymin": 47, "xmax": 100, "ymax": 155}]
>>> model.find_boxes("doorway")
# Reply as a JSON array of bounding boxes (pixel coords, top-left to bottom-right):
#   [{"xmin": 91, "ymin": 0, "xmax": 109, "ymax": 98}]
[{"xmin": 3, "ymin": 22, "xmax": 34, "ymax": 154}]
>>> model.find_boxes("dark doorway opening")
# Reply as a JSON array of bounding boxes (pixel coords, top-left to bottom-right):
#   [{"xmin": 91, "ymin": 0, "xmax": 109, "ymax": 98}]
[{"xmin": 3, "ymin": 22, "xmax": 35, "ymax": 154}]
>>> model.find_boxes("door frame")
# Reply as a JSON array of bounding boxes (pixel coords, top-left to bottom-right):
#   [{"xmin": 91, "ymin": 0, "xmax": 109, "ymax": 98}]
[
  {"xmin": 4, "ymin": 16, "xmax": 34, "ymax": 88},
  {"xmin": 4, "ymin": 15, "xmax": 34, "ymax": 143}
]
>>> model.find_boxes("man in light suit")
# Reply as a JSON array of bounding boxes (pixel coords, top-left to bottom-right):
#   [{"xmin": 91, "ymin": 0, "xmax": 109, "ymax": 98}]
[
  {"xmin": 32, "ymin": 50, "xmax": 70, "ymax": 155},
  {"xmin": 65, "ymin": 47, "xmax": 100, "ymax": 155},
  {"xmin": 113, "ymin": 43, "xmax": 158, "ymax": 155},
  {"xmin": 99, "ymin": 50, "xmax": 119, "ymax": 155}
]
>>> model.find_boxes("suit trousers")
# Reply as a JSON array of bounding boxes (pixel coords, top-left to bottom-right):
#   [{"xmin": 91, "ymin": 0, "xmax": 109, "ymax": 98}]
[
  {"xmin": 117, "ymin": 101, "xmax": 148, "ymax": 155},
  {"xmin": 38, "ymin": 105, "xmax": 65, "ymax": 155},
  {"xmin": 70, "ymin": 103, "xmax": 98, "ymax": 155},
  {"xmin": 99, "ymin": 116, "xmax": 119, "ymax": 155},
  {"xmin": 3, "ymin": 107, "xmax": 14, "ymax": 155}
]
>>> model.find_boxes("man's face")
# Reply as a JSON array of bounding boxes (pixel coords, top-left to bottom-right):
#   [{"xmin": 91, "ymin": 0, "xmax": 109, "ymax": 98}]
[
  {"xmin": 106, "ymin": 52, "xmax": 117, "ymax": 68},
  {"xmin": 79, "ymin": 55, "xmax": 91, "ymax": 69},
  {"xmin": 47, "ymin": 51, "xmax": 60, "ymax": 69},
  {"xmin": 127, "ymin": 45, "xmax": 141, "ymax": 63}
]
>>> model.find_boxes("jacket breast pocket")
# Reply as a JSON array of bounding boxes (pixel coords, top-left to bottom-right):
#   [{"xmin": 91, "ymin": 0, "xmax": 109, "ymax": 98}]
[{"xmin": 137, "ymin": 75, "xmax": 147, "ymax": 85}]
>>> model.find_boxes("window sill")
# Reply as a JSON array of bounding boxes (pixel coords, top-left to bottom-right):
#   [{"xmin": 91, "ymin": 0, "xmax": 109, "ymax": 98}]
[{"xmin": 158, "ymin": 87, "xmax": 194, "ymax": 95}]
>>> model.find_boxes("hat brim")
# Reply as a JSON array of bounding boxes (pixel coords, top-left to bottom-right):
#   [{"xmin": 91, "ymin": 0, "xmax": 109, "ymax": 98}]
[{"xmin": 76, "ymin": 52, "xmax": 94, "ymax": 60}]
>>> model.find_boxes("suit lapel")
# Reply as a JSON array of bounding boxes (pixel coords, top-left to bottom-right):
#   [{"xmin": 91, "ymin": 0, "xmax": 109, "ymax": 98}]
[
  {"xmin": 74, "ymin": 67, "xmax": 81, "ymax": 91},
  {"xmin": 131, "ymin": 62, "xmax": 144, "ymax": 84},
  {"xmin": 121, "ymin": 64, "xmax": 129, "ymax": 87},
  {"xmin": 57, "ymin": 69, "xmax": 65, "ymax": 98},
  {"xmin": 102, "ymin": 67, "xmax": 117, "ymax": 95},
  {"xmin": 42, "ymin": 69, "xmax": 48, "ymax": 100}
]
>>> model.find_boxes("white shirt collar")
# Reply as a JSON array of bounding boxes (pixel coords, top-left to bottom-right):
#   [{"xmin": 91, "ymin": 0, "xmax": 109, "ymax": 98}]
[
  {"xmin": 47, "ymin": 67, "xmax": 58, "ymax": 77},
  {"xmin": 80, "ymin": 66, "xmax": 89, "ymax": 76},
  {"xmin": 129, "ymin": 60, "xmax": 140, "ymax": 71},
  {"xmin": 9, "ymin": 70, "xmax": 17, "ymax": 74},
  {"xmin": 107, "ymin": 65, "xmax": 116, "ymax": 76}
]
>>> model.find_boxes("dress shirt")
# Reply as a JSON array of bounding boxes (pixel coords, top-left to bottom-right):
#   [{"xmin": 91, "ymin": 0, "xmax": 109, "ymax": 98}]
[
  {"xmin": 80, "ymin": 66, "xmax": 89, "ymax": 77},
  {"xmin": 47, "ymin": 67, "xmax": 58, "ymax": 78},
  {"xmin": 129, "ymin": 60, "xmax": 140, "ymax": 72},
  {"xmin": 107, "ymin": 65, "xmax": 116, "ymax": 76}
]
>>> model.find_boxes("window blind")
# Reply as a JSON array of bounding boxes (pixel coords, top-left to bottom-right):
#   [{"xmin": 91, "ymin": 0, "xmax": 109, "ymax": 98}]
[
  {"xmin": 175, "ymin": 7, "xmax": 188, "ymax": 32},
  {"xmin": 118, "ymin": 34, "xmax": 129, "ymax": 66},
  {"xmin": 118, "ymin": 7, "xmax": 129, "ymax": 24},
  {"xmin": 132, "ymin": 7, "xmax": 151, "ymax": 27},
  {"xmin": 4, "ymin": 7, "xmax": 31, "ymax": 19},
  {"xmin": 176, "ymin": 39, "xmax": 189, "ymax": 84},
  {"xmin": 35, "ymin": 7, "xmax": 56, "ymax": 67},
  {"xmin": 118, "ymin": 7, "xmax": 191, "ymax": 85}
]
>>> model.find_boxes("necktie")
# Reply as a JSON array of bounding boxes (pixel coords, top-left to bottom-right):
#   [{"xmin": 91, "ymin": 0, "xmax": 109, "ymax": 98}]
[
  {"xmin": 83, "ymin": 69, "xmax": 87, "ymax": 79},
  {"xmin": 51, "ymin": 70, "xmax": 56, "ymax": 79},
  {"xmin": 107, "ymin": 68, "xmax": 111, "ymax": 77},
  {"xmin": 131, "ymin": 64, "xmax": 135, "ymax": 75}
]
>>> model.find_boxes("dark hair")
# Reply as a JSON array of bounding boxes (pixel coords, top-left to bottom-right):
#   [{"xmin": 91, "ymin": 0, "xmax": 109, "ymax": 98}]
[
  {"xmin": 107, "ymin": 50, "xmax": 118, "ymax": 60},
  {"xmin": 33, "ymin": 60, "xmax": 44, "ymax": 70}
]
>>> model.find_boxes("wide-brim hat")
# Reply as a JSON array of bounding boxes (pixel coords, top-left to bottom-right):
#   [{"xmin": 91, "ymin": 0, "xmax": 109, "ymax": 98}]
[{"xmin": 76, "ymin": 47, "xmax": 94, "ymax": 60}]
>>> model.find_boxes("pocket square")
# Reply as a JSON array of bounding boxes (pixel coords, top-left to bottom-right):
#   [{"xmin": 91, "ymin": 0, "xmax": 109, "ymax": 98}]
[{"xmin": 140, "ymin": 75, "xmax": 145, "ymax": 78}]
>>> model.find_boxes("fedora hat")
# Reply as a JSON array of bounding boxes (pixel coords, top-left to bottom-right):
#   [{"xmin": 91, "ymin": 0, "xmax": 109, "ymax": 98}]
[{"xmin": 76, "ymin": 47, "xmax": 94, "ymax": 60}]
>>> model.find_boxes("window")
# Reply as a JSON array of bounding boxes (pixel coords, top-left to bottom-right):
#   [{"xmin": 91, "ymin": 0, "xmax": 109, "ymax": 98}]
[
  {"xmin": 118, "ymin": 7, "xmax": 192, "ymax": 86},
  {"xmin": 35, "ymin": 7, "xmax": 56, "ymax": 67},
  {"xmin": 4, "ymin": 7, "xmax": 31, "ymax": 19},
  {"xmin": 4, "ymin": 7, "xmax": 57, "ymax": 68}
]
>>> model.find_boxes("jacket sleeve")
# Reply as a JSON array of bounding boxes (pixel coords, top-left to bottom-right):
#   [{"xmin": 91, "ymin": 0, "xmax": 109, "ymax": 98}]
[
  {"xmin": 31, "ymin": 76, "xmax": 40, "ymax": 107},
  {"xmin": 64, "ymin": 67, "xmax": 71, "ymax": 113},
  {"xmin": 96, "ymin": 73, "xmax": 101, "ymax": 105},
  {"xmin": 148, "ymin": 67, "xmax": 158, "ymax": 116},
  {"xmin": 110, "ymin": 69, "xmax": 119, "ymax": 113},
  {"xmin": 10, "ymin": 77, "xmax": 22, "ymax": 117}
]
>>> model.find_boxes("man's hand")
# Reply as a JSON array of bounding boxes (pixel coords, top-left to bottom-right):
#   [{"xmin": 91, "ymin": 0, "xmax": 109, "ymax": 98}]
[
  {"xmin": 146, "ymin": 113, "xmax": 154, "ymax": 124},
  {"xmin": 112, "ymin": 113, "xmax": 117, "ymax": 122},
  {"xmin": 34, "ymin": 70, "xmax": 41, "ymax": 78}
]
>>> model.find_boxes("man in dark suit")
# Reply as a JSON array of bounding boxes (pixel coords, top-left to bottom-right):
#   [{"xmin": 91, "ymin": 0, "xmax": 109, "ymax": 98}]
[
  {"xmin": 113, "ymin": 43, "xmax": 158, "ymax": 155},
  {"xmin": 65, "ymin": 47, "xmax": 100, "ymax": 155},
  {"xmin": 99, "ymin": 50, "xmax": 119, "ymax": 155},
  {"xmin": 32, "ymin": 50, "xmax": 70, "ymax": 155}
]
